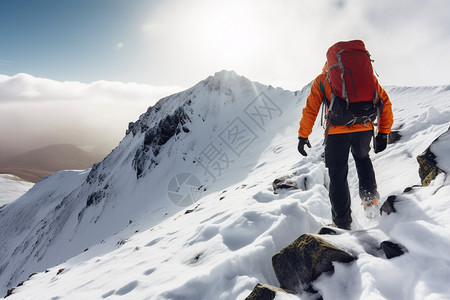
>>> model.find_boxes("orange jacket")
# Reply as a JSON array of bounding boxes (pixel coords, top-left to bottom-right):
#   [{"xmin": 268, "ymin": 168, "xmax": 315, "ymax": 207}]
[{"xmin": 298, "ymin": 71, "xmax": 393, "ymax": 138}]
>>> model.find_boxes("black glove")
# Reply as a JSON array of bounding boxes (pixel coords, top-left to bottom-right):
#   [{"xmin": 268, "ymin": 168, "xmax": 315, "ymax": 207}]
[
  {"xmin": 297, "ymin": 137, "xmax": 311, "ymax": 156},
  {"xmin": 374, "ymin": 132, "xmax": 388, "ymax": 153}
]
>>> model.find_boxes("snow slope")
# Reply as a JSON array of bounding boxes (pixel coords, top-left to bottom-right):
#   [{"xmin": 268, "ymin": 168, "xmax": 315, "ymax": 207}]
[
  {"xmin": 0, "ymin": 175, "xmax": 34, "ymax": 206},
  {"xmin": 2, "ymin": 71, "xmax": 450, "ymax": 299}
]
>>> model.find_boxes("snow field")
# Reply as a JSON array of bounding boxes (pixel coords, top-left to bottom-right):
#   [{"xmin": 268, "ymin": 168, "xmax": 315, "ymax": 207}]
[
  {"xmin": 3, "ymin": 73, "xmax": 450, "ymax": 299},
  {"xmin": 0, "ymin": 174, "xmax": 34, "ymax": 206}
]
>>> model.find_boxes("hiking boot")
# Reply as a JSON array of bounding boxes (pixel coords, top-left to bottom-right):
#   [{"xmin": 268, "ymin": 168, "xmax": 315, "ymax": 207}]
[
  {"xmin": 329, "ymin": 222, "xmax": 351, "ymax": 231},
  {"xmin": 361, "ymin": 198, "xmax": 380, "ymax": 219},
  {"xmin": 361, "ymin": 198, "xmax": 378, "ymax": 209}
]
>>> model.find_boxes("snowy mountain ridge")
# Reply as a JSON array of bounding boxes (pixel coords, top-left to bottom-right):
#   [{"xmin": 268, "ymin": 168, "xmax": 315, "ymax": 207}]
[
  {"xmin": 0, "ymin": 175, "xmax": 33, "ymax": 207},
  {"xmin": 2, "ymin": 71, "xmax": 450, "ymax": 299},
  {"xmin": 0, "ymin": 70, "xmax": 299, "ymax": 297}
]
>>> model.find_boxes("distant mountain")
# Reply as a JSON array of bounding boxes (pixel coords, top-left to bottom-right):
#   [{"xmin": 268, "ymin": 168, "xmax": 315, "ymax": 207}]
[
  {"xmin": 0, "ymin": 141, "xmax": 20, "ymax": 161},
  {"xmin": 0, "ymin": 70, "xmax": 296, "ymax": 296},
  {"xmin": 1, "ymin": 71, "xmax": 450, "ymax": 299},
  {"xmin": 0, "ymin": 144, "xmax": 106, "ymax": 182}
]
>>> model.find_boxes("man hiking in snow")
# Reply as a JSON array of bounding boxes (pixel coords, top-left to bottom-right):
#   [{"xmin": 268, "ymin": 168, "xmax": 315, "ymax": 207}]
[{"xmin": 297, "ymin": 40, "xmax": 394, "ymax": 230}]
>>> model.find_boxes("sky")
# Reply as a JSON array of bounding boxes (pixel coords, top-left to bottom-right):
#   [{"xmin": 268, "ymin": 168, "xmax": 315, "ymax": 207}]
[{"xmin": 1, "ymin": 0, "xmax": 450, "ymax": 155}]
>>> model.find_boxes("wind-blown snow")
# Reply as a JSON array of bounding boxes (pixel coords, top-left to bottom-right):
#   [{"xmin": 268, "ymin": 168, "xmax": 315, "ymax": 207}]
[{"xmin": 2, "ymin": 71, "xmax": 450, "ymax": 300}]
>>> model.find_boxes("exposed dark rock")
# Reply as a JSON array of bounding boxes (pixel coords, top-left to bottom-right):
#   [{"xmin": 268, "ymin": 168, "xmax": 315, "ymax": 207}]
[
  {"xmin": 86, "ymin": 190, "xmax": 105, "ymax": 207},
  {"xmin": 191, "ymin": 252, "xmax": 203, "ymax": 264},
  {"xmin": 380, "ymin": 195, "xmax": 397, "ymax": 215},
  {"xmin": 85, "ymin": 161, "xmax": 108, "ymax": 185},
  {"xmin": 149, "ymin": 107, "xmax": 190, "ymax": 150},
  {"xmin": 380, "ymin": 240, "xmax": 408, "ymax": 259},
  {"xmin": 127, "ymin": 106, "xmax": 154, "ymax": 136},
  {"xmin": 5, "ymin": 287, "xmax": 14, "ymax": 298},
  {"xmin": 245, "ymin": 283, "xmax": 293, "ymax": 300},
  {"xmin": 4, "ymin": 272, "xmax": 39, "ymax": 298},
  {"xmin": 417, "ymin": 147, "xmax": 443, "ymax": 186},
  {"xmin": 272, "ymin": 176, "xmax": 298, "ymax": 194},
  {"xmin": 388, "ymin": 131, "xmax": 401, "ymax": 144},
  {"xmin": 133, "ymin": 147, "xmax": 147, "ymax": 178},
  {"xmin": 126, "ymin": 121, "xmax": 137, "ymax": 136},
  {"xmin": 416, "ymin": 127, "xmax": 449, "ymax": 186},
  {"xmin": 133, "ymin": 107, "xmax": 191, "ymax": 178},
  {"xmin": 272, "ymin": 234, "xmax": 355, "ymax": 291},
  {"xmin": 185, "ymin": 204, "xmax": 200, "ymax": 214},
  {"xmin": 86, "ymin": 162, "xmax": 100, "ymax": 184},
  {"xmin": 403, "ymin": 187, "xmax": 413, "ymax": 193},
  {"xmin": 317, "ymin": 227, "xmax": 338, "ymax": 235},
  {"xmin": 316, "ymin": 226, "xmax": 350, "ymax": 236},
  {"xmin": 117, "ymin": 238, "xmax": 129, "ymax": 246},
  {"xmin": 403, "ymin": 185, "xmax": 421, "ymax": 193}
]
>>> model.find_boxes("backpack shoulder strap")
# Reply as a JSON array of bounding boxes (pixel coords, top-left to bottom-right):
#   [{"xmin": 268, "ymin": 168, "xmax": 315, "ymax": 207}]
[{"xmin": 320, "ymin": 81, "xmax": 330, "ymax": 106}]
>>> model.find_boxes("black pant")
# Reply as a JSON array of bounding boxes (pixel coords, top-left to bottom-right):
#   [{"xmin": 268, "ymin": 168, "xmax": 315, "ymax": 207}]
[{"xmin": 325, "ymin": 130, "xmax": 377, "ymax": 229}]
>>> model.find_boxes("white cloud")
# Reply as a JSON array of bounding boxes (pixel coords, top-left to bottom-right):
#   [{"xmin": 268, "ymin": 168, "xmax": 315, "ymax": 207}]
[
  {"xmin": 2, "ymin": 0, "xmax": 449, "ymax": 156},
  {"xmin": 137, "ymin": 0, "xmax": 450, "ymax": 90},
  {"xmin": 0, "ymin": 73, "xmax": 183, "ymax": 154}
]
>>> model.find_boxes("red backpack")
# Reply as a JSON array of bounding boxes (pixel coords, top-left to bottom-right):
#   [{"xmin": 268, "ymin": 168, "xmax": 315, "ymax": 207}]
[
  {"xmin": 327, "ymin": 40, "xmax": 377, "ymax": 103},
  {"xmin": 323, "ymin": 40, "xmax": 383, "ymax": 128}
]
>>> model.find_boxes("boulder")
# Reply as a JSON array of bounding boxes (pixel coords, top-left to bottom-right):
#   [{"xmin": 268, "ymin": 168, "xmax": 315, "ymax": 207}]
[
  {"xmin": 245, "ymin": 283, "xmax": 292, "ymax": 300},
  {"xmin": 417, "ymin": 127, "xmax": 449, "ymax": 186},
  {"xmin": 380, "ymin": 240, "xmax": 408, "ymax": 259},
  {"xmin": 272, "ymin": 175, "xmax": 298, "ymax": 194},
  {"xmin": 380, "ymin": 195, "xmax": 397, "ymax": 215},
  {"xmin": 417, "ymin": 147, "xmax": 444, "ymax": 186},
  {"xmin": 316, "ymin": 226, "xmax": 347, "ymax": 236},
  {"xmin": 317, "ymin": 227, "xmax": 338, "ymax": 235},
  {"xmin": 272, "ymin": 234, "xmax": 355, "ymax": 291}
]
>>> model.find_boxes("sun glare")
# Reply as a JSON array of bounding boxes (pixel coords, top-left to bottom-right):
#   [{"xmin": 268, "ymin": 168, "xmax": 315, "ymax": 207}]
[{"xmin": 203, "ymin": 4, "xmax": 262, "ymax": 63}]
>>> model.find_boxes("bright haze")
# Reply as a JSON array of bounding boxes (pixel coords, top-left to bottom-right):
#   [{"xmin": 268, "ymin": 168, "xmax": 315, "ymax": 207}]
[{"xmin": 1, "ymin": 0, "xmax": 449, "ymax": 156}]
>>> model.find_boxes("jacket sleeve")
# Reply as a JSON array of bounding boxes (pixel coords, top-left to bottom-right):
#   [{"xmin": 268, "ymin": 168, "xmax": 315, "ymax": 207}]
[
  {"xmin": 376, "ymin": 78, "xmax": 394, "ymax": 134},
  {"xmin": 298, "ymin": 76, "xmax": 323, "ymax": 138}
]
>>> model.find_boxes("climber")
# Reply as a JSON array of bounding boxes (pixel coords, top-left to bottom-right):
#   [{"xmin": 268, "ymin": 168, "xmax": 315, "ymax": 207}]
[{"xmin": 297, "ymin": 40, "xmax": 394, "ymax": 230}]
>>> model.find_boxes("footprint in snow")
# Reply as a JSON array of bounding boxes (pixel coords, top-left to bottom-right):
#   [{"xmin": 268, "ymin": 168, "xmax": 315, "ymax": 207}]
[
  {"xmin": 115, "ymin": 280, "xmax": 139, "ymax": 296},
  {"xmin": 143, "ymin": 268, "xmax": 156, "ymax": 276}
]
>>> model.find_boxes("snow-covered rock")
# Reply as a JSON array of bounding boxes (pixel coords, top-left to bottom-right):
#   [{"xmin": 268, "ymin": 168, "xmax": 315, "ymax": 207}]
[
  {"xmin": 245, "ymin": 283, "xmax": 293, "ymax": 300},
  {"xmin": 1, "ymin": 72, "xmax": 450, "ymax": 300},
  {"xmin": 272, "ymin": 233, "xmax": 356, "ymax": 291},
  {"xmin": 417, "ymin": 126, "xmax": 450, "ymax": 186},
  {"xmin": 0, "ymin": 70, "xmax": 300, "ymax": 297}
]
